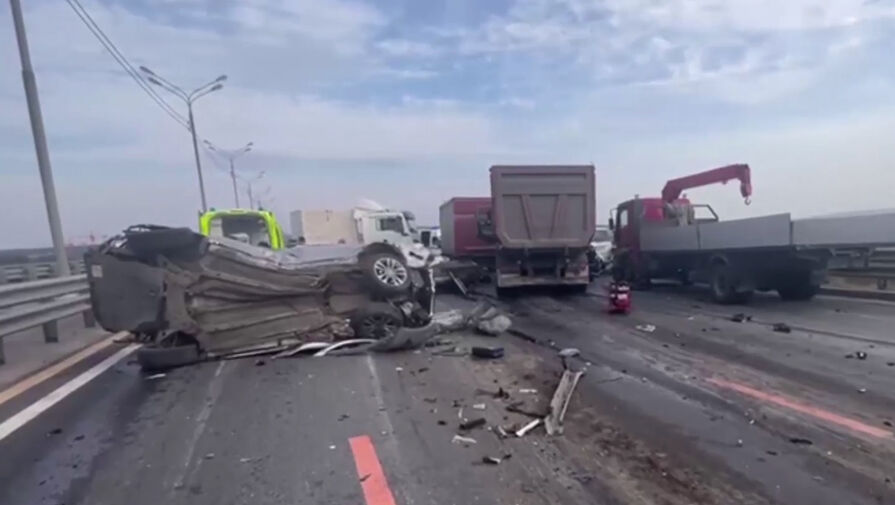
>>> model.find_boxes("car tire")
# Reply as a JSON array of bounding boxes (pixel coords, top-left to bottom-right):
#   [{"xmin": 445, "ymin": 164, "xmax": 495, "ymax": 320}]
[
  {"xmin": 350, "ymin": 303, "xmax": 404, "ymax": 339},
  {"xmin": 137, "ymin": 343, "xmax": 199, "ymax": 371},
  {"xmin": 361, "ymin": 252, "xmax": 412, "ymax": 296}
]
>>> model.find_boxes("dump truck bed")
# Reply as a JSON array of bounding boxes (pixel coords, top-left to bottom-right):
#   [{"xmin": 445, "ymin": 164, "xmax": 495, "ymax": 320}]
[{"xmin": 490, "ymin": 165, "xmax": 596, "ymax": 250}]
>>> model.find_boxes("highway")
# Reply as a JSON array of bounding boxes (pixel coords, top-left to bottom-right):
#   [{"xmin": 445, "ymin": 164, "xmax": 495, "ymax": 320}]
[{"xmin": 1, "ymin": 287, "xmax": 894, "ymax": 505}]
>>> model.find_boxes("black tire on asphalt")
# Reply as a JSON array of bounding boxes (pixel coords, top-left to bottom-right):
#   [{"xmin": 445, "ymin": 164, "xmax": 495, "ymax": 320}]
[
  {"xmin": 777, "ymin": 279, "xmax": 819, "ymax": 301},
  {"xmin": 710, "ymin": 263, "xmax": 741, "ymax": 304},
  {"xmin": 360, "ymin": 252, "xmax": 412, "ymax": 297},
  {"xmin": 350, "ymin": 303, "xmax": 404, "ymax": 339},
  {"xmin": 137, "ymin": 344, "xmax": 199, "ymax": 372}
]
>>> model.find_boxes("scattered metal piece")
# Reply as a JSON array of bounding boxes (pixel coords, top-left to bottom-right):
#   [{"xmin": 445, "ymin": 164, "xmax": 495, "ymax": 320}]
[
  {"xmin": 496, "ymin": 426, "xmax": 510, "ymax": 438},
  {"xmin": 460, "ymin": 418, "xmax": 487, "ymax": 431},
  {"xmin": 544, "ymin": 369, "xmax": 584, "ymax": 435},
  {"xmin": 558, "ymin": 348, "xmax": 580, "ymax": 358},
  {"xmin": 856, "ymin": 351, "xmax": 868, "ymax": 360},
  {"xmin": 448, "ymin": 272, "xmax": 469, "ymax": 297},
  {"xmin": 451, "ymin": 434, "xmax": 477, "ymax": 445},
  {"xmin": 515, "ymin": 418, "xmax": 542, "ymax": 437},
  {"xmin": 472, "ymin": 403, "xmax": 487, "ymax": 411},
  {"xmin": 482, "ymin": 456, "xmax": 504, "ymax": 465},
  {"xmin": 506, "ymin": 401, "xmax": 544, "ymax": 419},
  {"xmin": 274, "ymin": 341, "xmax": 330, "ymax": 358},
  {"xmin": 772, "ymin": 323, "xmax": 792, "ymax": 333},
  {"xmin": 471, "ymin": 346, "xmax": 504, "ymax": 359},
  {"xmin": 788, "ymin": 437, "xmax": 813, "ymax": 445},
  {"xmin": 858, "ymin": 387, "xmax": 868, "ymax": 394},
  {"xmin": 518, "ymin": 388, "xmax": 538, "ymax": 394},
  {"xmin": 313, "ymin": 339, "xmax": 377, "ymax": 357},
  {"xmin": 145, "ymin": 373, "xmax": 166, "ymax": 380}
]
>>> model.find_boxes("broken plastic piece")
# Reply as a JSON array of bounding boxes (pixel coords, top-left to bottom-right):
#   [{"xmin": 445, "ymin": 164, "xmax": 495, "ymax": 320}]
[
  {"xmin": 482, "ymin": 456, "xmax": 502, "ymax": 465},
  {"xmin": 471, "ymin": 346, "xmax": 504, "ymax": 359},
  {"xmin": 515, "ymin": 418, "xmax": 542, "ymax": 437},
  {"xmin": 518, "ymin": 388, "xmax": 538, "ymax": 394},
  {"xmin": 472, "ymin": 403, "xmax": 487, "ymax": 411},
  {"xmin": 451, "ymin": 434, "xmax": 477, "ymax": 445},
  {"xmin": 636, "ymin": 324, "xmax": 656, "ymax": 333},
  {"xmin": 145, "ymin": 373, "xmax": 166, "ymax": 380},
  {"xmin": 544, "ymin": 369, "xmax": 584, "ymax": 436},
  {"xmin": 459, "ymin": 418, "xmax": 487, "ymax": 431}
]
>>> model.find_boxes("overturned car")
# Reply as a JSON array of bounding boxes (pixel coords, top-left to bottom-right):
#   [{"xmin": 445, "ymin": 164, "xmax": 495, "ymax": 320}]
[{"xmin": 85, "ymin": 225, "xmax": 435, "ymax": 370}]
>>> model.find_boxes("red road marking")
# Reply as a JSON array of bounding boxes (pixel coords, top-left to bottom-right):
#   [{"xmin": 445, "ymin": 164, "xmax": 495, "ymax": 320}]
[
  {"xmin": 707, "ymin": 377, "xmax": 892, "ymax": 439},
  {"xmin": 349, "ymin": 435, "xmax": 398, "ymax": 505}
]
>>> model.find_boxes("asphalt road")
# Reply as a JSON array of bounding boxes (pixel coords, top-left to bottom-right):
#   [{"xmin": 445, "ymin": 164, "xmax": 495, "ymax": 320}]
[{"xmin": 1, "ymin": 287, "xmax": 894, "ymax": 505}]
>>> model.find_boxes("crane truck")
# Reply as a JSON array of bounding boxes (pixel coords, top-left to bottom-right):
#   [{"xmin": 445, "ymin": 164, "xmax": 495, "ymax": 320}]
[{"xmin": 610, "ymin": 164, "xmax": 895, "ymax": 303}]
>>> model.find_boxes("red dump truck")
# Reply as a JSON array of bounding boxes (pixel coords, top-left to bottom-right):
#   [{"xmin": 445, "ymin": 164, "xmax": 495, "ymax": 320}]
[{"xmin": 440, "ymin": 165, "xmax": 596, "ymax": 295}]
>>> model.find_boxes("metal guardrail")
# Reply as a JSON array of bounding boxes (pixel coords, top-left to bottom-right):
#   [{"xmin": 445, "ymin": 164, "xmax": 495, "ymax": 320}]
[
  {"xmin": 0, "ymin": 274, "xmax": 92, "ymax": 365},
  {"xmin": 0, "ymin": 259, "xmax": 86, "ymax": 284}
]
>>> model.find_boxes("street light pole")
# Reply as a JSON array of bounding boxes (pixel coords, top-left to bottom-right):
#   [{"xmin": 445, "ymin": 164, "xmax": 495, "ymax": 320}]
[
  {"xmin": 203, "ymin": 140, "xmax": 252, "ymax": 208},
  {"xmin": 186, "ymin": 103, "xmax": 207, "ymax": 211},
  {"xmin": 140, "ymin": 66, "xmax": 226, "ymax": 213},
  {"xmin": 9, "ymin": 0, "xmax": 70, "ymax": 276}
]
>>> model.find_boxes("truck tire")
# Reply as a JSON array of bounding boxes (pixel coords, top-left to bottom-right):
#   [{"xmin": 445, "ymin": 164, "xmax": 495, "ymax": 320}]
[
  {"xmin": 710, "ymin": 264, "xmax": 745, "ymax": 304},
  {"xmin": 361, "ymin": 252, "xmax": 411, "ymax": 296},
  {"xmin": 350, "ymin": 303, "xmax": 404, "ymax": 339},
  {"xmin": 777, "ymin": 280, "xmax": 819, "ymax": 301}
]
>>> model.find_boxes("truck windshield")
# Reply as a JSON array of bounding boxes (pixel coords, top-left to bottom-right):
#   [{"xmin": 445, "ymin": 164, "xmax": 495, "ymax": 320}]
[{"xmin": 209, "ymin": 215, "xmax": 270, "ymax": 247}]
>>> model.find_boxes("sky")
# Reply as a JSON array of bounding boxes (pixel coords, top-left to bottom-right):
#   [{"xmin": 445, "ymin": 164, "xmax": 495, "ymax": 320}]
[{"xmin": 1, "ymin": 0, "xmax": 894, "ymax": 247}]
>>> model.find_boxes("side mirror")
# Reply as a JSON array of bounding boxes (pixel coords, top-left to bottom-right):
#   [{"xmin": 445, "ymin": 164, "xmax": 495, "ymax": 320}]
[{"xmin": 608, "ymin": 218, "xmax": 615, "ymax": 230}]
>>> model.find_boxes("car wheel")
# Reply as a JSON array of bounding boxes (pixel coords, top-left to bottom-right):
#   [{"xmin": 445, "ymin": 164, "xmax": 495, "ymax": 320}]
[
  {"xmin": 351, "ymin": 303, "xmax": 404, "ymax": 339},
  {"xmin": 137, "ymin": 344, "xmax": 199, "ymax": 371},
  {"xmin": 362, "ymin": 252, "xmax": 411, "ymax": 296}
]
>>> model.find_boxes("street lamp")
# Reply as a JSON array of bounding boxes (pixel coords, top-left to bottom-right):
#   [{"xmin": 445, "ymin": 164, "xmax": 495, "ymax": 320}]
[
  {"xmin": 203, "ymin": 140, "xmax": 253, "ymax": 208},
  {"xmin": 139, "ymin": 66, "xmax": 226, "ymax": 212},
  {"xmin": 240, "ymin": 170, "xmax": 265, "ymax": 210}
]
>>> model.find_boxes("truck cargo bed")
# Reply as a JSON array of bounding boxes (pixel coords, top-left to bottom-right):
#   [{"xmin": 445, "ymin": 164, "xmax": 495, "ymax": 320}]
[{"xmin": 641, "ymin": 211, "xmax": 895, "ymax": 253}]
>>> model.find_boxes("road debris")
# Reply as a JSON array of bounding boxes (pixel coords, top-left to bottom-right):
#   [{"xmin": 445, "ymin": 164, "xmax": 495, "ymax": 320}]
[
  {"xmin": 730, "ymin": 313, "xmax": 752, "ymax": 323},
  {"xmin": 451, "ymin": 434, "xmax": 478, "ymax": 445},
  {"xmin": 884, "ymin": 420, "xmax": 893, "ymax": 428},
  {"xmin": 482, "ymin": 455, "xmax": 511, "ymax": 465},
  {"xmin": 47, "ymin": 428, "xmax": 63, "ymax": 436},
  {"xmin": 856, "ymin": 351, "xmax": 868, "ymax": 360},
  {"xmin": 506, "ymin": 401, "xmax": 544, "ymax": 419},
  {"xmin": 472, "ymin": 403, "xmax": 487, "ymax": 411},
  {"xmin": 460, "ymin": 418, "xmax": 487, "ymax": 431},
  {"xmin": 789, "ymin": 437, "xmax": 813, "ymax": 445},
  {"xmin": 544, "ymin": 369, "xmax": 584, "ymax": 436},
  {"xmin": 204, "ymin": 453, "xmax": 215, "ymax": 460},
  {"xmin": 858, "ymin": 387, "xmax": 868, "ymax": 394},
  {"xmin": 515, "ymin": 418, "xmax": 542, "ymax": 437},
  {"xmin": 145, "ymin": 373, "xmax": 166, "ymax": 380},
  {"xmin": 359, "ymin": 473, "xmax": 371, "ymax": 483},
  {"xmin": 518, "ymin": 388, "xmax": 538, "ymax": 394},
  {"xmin": 313, "ymin": 339, "xmax": 377, "ymax": 357},
  {"xmin": 772, "ymin": 323, "xmax": 792, "ymax": 333},
  {"xmin": 636, "ymin": 324, "xmax": 656, "ymax": 333},
  {"xmin": 254, "ymin": 359, "xmax": 266, "ymax": 366},
  {"xmin": 477, "ymin": 313, "xmax": 512, "ymax": 336},
  {"xmin": 471, "ymin": 346, "xmax": 504, "ymax": 359}
]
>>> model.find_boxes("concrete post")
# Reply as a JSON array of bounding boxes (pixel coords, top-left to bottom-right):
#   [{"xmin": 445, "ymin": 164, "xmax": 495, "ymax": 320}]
[{"xmin": 42, "ymin": 320, "xmax": 59, "ymax": 343}]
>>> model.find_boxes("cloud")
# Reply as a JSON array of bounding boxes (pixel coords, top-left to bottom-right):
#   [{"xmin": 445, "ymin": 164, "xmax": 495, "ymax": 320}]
[{"xmin": 376, "ymin": 39, "xmax": 440, "ymax": 57}]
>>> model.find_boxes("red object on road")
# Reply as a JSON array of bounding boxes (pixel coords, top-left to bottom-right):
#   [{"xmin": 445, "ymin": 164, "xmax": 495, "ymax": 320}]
[{"xmin": 607, "ymin": 282, "xmax": 631, "ymax": 314}]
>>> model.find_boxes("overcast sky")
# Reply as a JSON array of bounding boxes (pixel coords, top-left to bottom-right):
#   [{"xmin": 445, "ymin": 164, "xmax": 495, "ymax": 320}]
[{"xmin": 2, "ymin": 0, "xmax": 894, "ymax": 247}]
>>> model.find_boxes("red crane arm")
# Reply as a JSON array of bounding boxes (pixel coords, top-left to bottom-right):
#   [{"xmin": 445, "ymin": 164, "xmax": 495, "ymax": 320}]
[{"xmin": 661, "ymin": 164, "xmax": 752, "ymax": 203}]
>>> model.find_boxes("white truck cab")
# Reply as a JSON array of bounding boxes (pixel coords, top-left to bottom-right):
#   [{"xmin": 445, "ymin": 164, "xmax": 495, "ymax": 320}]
[{"xmin": 355, "ymin": 208, "xmax": 418, "ymax": 247}]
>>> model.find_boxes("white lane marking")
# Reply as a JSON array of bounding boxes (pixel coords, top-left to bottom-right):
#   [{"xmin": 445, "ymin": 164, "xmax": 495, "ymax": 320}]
[
  {"xmin": 172, "ymin": 360, "xmax": 226, "ymax": 493},
  {"xmin": 0, "ymin": 344, "xmax": 139, "ymax": 442}
]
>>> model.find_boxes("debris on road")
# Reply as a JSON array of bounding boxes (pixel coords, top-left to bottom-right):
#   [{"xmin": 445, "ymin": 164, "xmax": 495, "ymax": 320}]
[
  {"xmin": 475, "ymin": 306, "xmax": 513, "ymax": 336},
  {"xmin": 506, "ymin": 401, "xmax": 544, "ymax": 419},
  {"xmin": 47, "ymin": 428, "xmax": 63, "ymax": 436},
  {"xmin": 772, "ymin": 323, "xmax": 792, "ymax": 333},
  {"xmin": 730, "ymin": 313, "xmax": 752, "ymax": 323},
  {"xmin": 857, "ymin": 387, "xmax": 868, "ymax": 394},
  {"xmin": 452, "ymin": 434, "xmax": 478, "ymax": 445},
  {"xmin": 460, "ymin": 418, "xmax": 487, "ymax": 431},
  {"xmin": 515, "ymin": 418, "xmax": 542, "ymax": 437},
  {"xmin": 856, "ymin": 351, "xmax": 868, "ymax": 360},
  {"xmin": 482, "ymin": 455, "xmax": 511, "ymax": 465},
  {"xmin": 204, "ymin": 452, "xmax": 215, "ymax": 460},
  {"xmin": 313, "ymin": 339, "xmax": 377, "ymax": 357},
  {"xmin": 145, "ymin": 373, "xmax": 166, "ymax": 380},
  {"xmin": 789, "ymin": 437, "xmax": 813, "ymax": 445},
  {"xmin": 471, "ymin": 346, "xmax": 504, "ymax": 359},
  {"xmin": 518, "ymin": 388, "xmax": 538, "ymax": 394},
  {"xmin": 636, "ymin": 324, "xmax": 656, "ymax": 333},
  {"xmin": 544, "ymin": 369, "xmax": 584, "ymax": 436},
  {"xmin": 883, "ymin": 420, "xmax": 893, "ymax": 428},
  {"xmin": 472, "ymin": 403, "xmax": 487, "ymax": 411},
  {"xmin": 254, "ymin": 359, "xmax": 266, "ymax": 366}
]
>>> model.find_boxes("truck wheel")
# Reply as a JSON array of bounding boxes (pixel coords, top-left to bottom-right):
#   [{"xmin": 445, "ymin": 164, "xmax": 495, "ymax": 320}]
[
  {"xmin": 710, "ymin": 264, "xmax": 740, "ymax": 304},
  {"xmin": 777, "ymin": 280, "xmax": 819, "ymax": 301},
  {"xmin": 350, "ymin": 303, "xmax": 404, "ymax": 339},
  {"xmin": 361, "ymin": 252, "xmax": 411, "ymax": 296}
]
